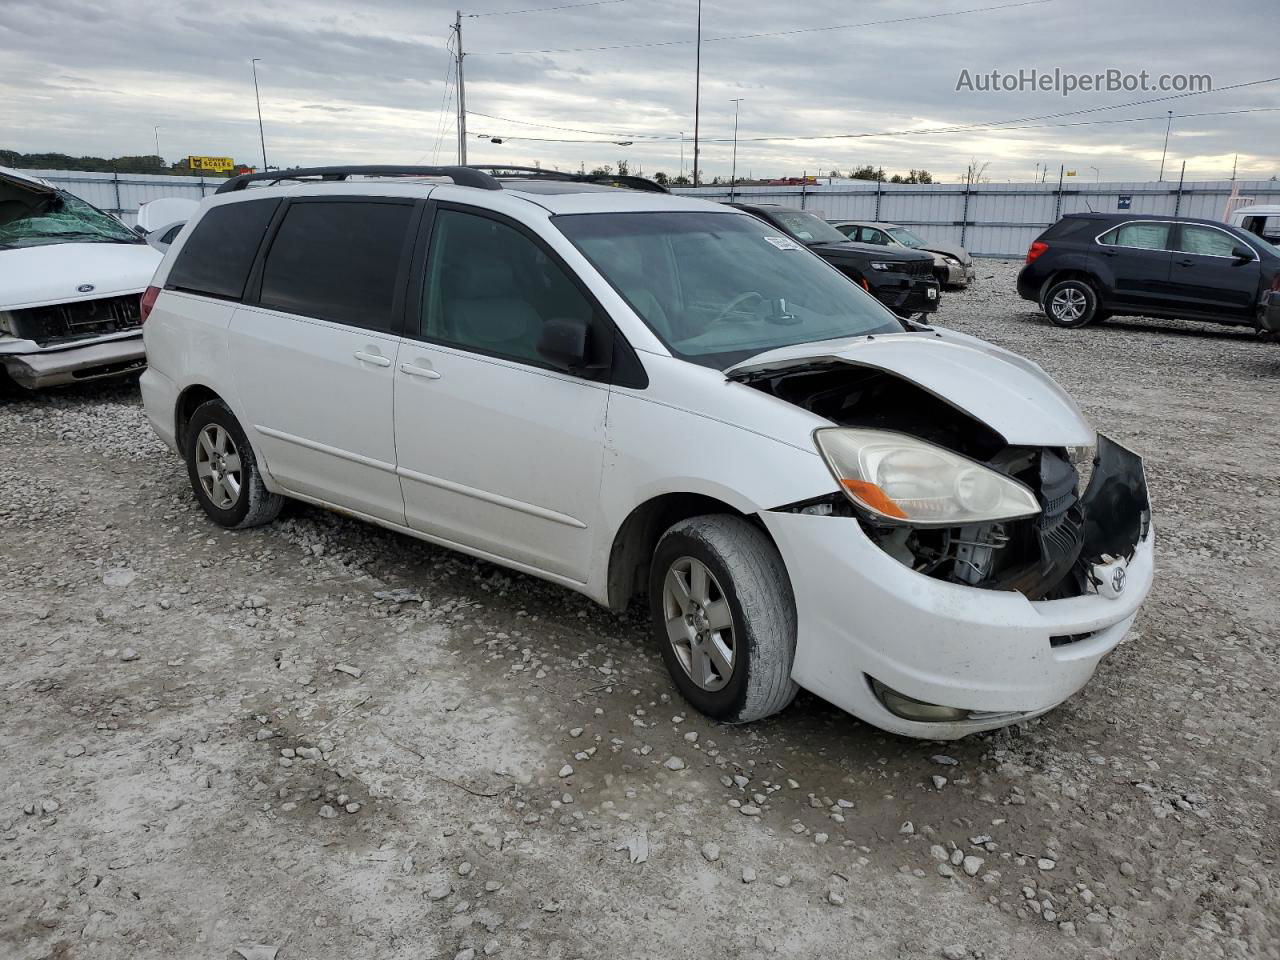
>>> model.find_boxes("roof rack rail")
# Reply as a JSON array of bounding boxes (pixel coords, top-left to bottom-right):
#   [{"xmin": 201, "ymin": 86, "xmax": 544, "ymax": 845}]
[
  {"xmin": 467, "ymin": 165, "xmax": 670, "ymax": 194},
  {"xmin": 215, "ymin": 165, "xmax": 502, "ymax": 195}
]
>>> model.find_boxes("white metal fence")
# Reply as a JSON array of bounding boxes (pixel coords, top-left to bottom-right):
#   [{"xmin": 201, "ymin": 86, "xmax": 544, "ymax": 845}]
[
  {"xmin": 21, "ymin": 168, "xmax": 1280, "ymax": 256},
  {"xmin": 674, "ymin": 179, "xmax": 1280, "ymax": 258}
]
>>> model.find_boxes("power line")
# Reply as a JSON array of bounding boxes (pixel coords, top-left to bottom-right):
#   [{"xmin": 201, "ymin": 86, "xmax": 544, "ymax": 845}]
[
  {"xmin": 470, "ymin": 105, "xmax": 1280, "ymax": 146},
  {"xmin": 467, "ymin": 109, "xmax": 678, "ymax": 139},
  {"xmin": 416, "ymin": 34, "xmax": 457, "ymax": 164},
  {"xmin": 466, "ymin": 0, "xmax": 625, "ymax": 16},
  {"xmin": 466, "ymin": 74, "xmax": 1280, "ymax": 145},
  {"xmin": 475, "ymin": 0, "xmax": 1051, "ymax": 55}
]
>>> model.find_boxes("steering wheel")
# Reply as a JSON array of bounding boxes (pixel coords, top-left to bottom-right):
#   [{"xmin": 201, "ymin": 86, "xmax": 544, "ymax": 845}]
[{"xmin": 709, "ymin": 291, "xmax": 765, "ymax": 325}]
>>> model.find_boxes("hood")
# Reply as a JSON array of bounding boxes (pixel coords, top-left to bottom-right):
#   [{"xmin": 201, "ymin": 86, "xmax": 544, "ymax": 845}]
[
  {"xmin": 725, "ymin": 328, "xmax": 1093, "ymax": 447},
  {"xmin": 807, "ymin": 240, "xmax": 935, "ymax": 263},
  {"xmin": 917, "ymin": 240, "xmax": 970, "ymax": 262},
  {"xmin": 0, "ymin": 242, "xmax": 163, "ymax": 311},
  {"xmin": 136, "ymin": 197, "xmax": 200, "ymax": 233},
  {"xmin": 0, "ymin": 165, "xmax": 56, "ymax": 196}
]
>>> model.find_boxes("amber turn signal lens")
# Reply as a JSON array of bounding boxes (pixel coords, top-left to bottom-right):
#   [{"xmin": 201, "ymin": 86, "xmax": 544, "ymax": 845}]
[{"xmin": 840, "ymin": 478, "xmax": 908, "ymax": 519}]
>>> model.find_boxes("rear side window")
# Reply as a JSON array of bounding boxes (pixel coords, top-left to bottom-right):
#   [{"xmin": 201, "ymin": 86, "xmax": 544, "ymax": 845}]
[
  {"xmin": 1099, "ymin": 222, "xmax": 1170, "ymax": 250},
  {"xmin": 167, "ymin": 199, "xmax": 279, "ymax": 299},
  {"xmin": 1176, "ymin": 225, "xmax": 1244, "ymax": 258},
  {"xmin": 259, "ymin": 200, "xmax": 414, "ymax": 331}
]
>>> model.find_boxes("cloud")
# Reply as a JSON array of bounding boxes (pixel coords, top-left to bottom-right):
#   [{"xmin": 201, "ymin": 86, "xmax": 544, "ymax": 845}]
[{"xmin": 1, "ymin": 0, "xmax": 1275, "ymax": 181}]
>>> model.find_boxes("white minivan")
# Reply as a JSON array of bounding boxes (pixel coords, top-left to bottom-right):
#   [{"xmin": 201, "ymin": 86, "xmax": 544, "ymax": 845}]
[{"xmin": 140, "ymin": 165, "xmax": 1153, "ymax": 738}]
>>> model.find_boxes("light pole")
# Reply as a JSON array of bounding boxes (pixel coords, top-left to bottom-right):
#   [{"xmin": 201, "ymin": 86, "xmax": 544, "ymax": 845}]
[
  {"xmin": 692, "ymin": 0, "xmax": 702, "ymax": 187},
  {"xmin": 1158, "ymin": 110, "xmax": 1173, "ymax": 181},
  {"xmin": 251, "ymin": 58, "xmax": 268, "ymax": 171},
  {"xmin": 154, "ymin": 126, "xmax": 161, "ymax": 161},
  {"xmin": 1090, "ymin": 165, "xmax": 1100, "ymax": 182},
  {"xmin": 729, "ymin": 98, "xmax": 743, "ymax": 199}
]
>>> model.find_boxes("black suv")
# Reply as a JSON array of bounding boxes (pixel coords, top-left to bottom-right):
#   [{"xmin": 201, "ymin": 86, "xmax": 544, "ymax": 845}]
[
  {"xmin": 728, "ymin": 203, "xmax": 940, "ymax": 318},
  {"xmin": 1017, "ymin": 212, "xmax": 1280, "ymax": 332}
]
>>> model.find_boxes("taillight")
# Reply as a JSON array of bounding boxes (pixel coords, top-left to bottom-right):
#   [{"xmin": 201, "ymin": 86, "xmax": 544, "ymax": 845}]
[
  {"xmin": 1026, "ymin": 241, "xmax": 1049, "ymax": 264},
  {"xmin": 140, "ymin": 285, "xmax": 160, "ymax": 323},
  {"xmin": 1271, "ymin": 272, "xmax": 1280, "ymax": 293}
]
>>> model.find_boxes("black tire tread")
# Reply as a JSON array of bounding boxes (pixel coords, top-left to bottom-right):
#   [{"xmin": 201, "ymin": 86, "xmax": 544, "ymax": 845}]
[{"xmin": 186, "ymin": 399, "xmax": 283, "ymax": 530}]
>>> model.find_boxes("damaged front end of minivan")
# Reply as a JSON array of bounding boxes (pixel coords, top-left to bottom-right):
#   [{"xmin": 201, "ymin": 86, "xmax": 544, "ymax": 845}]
[{"xmin": 731, "ymin": 330, "xmax": 1151, "ymax": 606}]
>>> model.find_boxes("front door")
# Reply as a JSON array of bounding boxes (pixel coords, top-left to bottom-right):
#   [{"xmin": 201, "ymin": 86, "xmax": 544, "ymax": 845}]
[
  {"xmin": 1166, "ymin": 223, "xmax": 1260, "ymax": 322},
  {"xmin": 228, "ymin": 197, "xmax": 418, "ymax": 524},
  {"xmin": 393, "ymin": 205, "xmax": 609, "ymax": 582}
]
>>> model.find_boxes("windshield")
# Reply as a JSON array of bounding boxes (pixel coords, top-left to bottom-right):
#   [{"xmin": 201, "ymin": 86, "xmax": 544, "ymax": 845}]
[
  {"xmin": 887, "ymin": 227, "xmax": 926, "ymax": 248},
  {"xmin": 555, "ymin": 210, "xmax": 904, "ymax": 368},
  {"xmin": 759, "ymin": 208, "xmax": 850, "ymax": 246},
  {"xmin": 0, "ymin": 190, "xmax": 141, "ymax": 249}
]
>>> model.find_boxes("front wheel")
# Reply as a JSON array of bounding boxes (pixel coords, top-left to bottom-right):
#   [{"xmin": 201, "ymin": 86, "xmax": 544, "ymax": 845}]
[
  {"xmin": 185, "ymin": 399, "xmax": 283, "ymax": 529},
  {"xmin": 1043, "ymin": 278, "xmax": 1101, "ymax": 328},
  {"xmin": 649, "ymin": 515, "xmax": 798, "ymax": 724}
]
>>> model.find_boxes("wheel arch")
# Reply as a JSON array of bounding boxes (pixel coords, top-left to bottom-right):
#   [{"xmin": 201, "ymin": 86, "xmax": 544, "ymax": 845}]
[
  {"xmin": 605, "ymin": 492, "xmax": 780, "ymax": 613},
  {"xmin": 174, "ymin": 383, "xmax": 224, "ymax": 451}
]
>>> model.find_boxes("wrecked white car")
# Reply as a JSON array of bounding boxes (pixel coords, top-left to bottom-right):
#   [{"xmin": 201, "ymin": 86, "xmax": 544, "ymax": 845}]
[
  {"xmin": 0, "ymin": 166, "xmax": 160, "ymax": 389},
  {"xmin": 141, "ymin": 165, "xmax": 1153, "ymax": 739}
]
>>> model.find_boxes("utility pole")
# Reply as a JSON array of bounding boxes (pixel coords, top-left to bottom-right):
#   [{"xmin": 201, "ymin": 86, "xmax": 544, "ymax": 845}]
[
  {"xmin": 455, "ymin": 11, "xmax": 468, "ymax": 165},
  {"xmin": 729, "ymin": 98, "xmax": 743, "ymax": 199},
  {"xmin": 251, "ymin": 59, "xmax": 268, "ymax": 171},
  {"xmin": 154, "ymin": 126, "xmax": 161, "ymax": 161},
  {"xmin": 1158, "ymin": 109, "xmax": 1173, "ymax": 181},
  {"xmin": 692, "ymin": 0, "xmax": 702, "ymax": 187}
]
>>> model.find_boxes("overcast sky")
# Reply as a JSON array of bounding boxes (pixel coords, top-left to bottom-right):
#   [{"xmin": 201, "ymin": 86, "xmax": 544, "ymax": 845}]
[{"xmin": 1, "ymin": 0, "xmax": 1276, "ymax": 183}]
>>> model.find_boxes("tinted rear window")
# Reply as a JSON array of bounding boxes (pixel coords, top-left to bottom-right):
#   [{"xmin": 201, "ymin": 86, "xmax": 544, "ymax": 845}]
[
  {"xmin": 166, "ymin": 199, "xmax": 279, "ymax": 299},
  {"xmin": 258, "ymin": 200, "xmax": 414, "ymax": 331}
]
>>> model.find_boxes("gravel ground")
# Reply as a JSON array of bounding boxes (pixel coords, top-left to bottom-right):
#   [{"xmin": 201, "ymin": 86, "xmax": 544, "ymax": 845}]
[{"xmin": 2, "ymin": 261, "xmax": 1277, "ymax": 960}]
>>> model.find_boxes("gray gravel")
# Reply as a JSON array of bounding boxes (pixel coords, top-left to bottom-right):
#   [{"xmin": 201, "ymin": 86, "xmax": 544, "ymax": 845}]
[{"xmin": 1, "ymin": 262, "xmax": 1277, "ymax": 959}]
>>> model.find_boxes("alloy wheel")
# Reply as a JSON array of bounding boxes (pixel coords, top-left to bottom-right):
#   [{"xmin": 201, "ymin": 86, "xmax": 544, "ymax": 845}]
[
  {"xmin": 662, "ymin": 556, "xmax": 736, "ymax": 692},
  {"xmin": 194, "ymin": 424, "xmax": 243, "ymax": 510},
  {"xmin": 1050, "ymin": 287, "xmax": 1088, "ymax": 322}
]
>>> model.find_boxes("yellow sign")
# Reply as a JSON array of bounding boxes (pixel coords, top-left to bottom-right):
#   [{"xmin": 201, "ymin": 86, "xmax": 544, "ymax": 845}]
[
  {"xmin": 188, "ymin": 155, "xmax": 235, "ymax": 172},
  {"xmin": 1065, "ymin": 169, "xmax": 1078, "ymax": 177}
]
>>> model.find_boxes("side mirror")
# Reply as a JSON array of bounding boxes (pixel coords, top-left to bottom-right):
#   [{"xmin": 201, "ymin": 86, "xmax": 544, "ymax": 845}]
[
  {"xmin": 537, "ymin": 316, "xmax": 590, "ymax": 369},
  {"xmin": 1231, "ymin": 245, "xmax": 1254, "ymax": 265}
]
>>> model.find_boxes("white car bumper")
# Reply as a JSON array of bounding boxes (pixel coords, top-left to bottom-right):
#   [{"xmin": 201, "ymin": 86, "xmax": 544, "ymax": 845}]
[
  {"xmin": 761, "ymin": 510, "xmax": 1154, "ymax": 739},
  {"xmin": 0, "ymin": 331, "xmax": 145, "ymax": 389}
]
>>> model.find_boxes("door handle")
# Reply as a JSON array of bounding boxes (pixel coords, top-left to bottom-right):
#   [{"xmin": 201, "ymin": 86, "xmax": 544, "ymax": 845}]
[
  {"xmin": 354, "ymin": 351, "xmax": 392, "ymax": 367},
  {"xmin": 1176, "ymin": 258, "xmax": 1195, "ymax": 267},
  {"xmin": 399, "ymin": 362, "xmax": 442, "ymax": 380}
]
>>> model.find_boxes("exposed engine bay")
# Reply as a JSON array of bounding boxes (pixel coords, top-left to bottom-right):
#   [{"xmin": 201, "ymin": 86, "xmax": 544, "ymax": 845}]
[{"xmin": 744, "ymin": 362, "xmax": 1151, "ymax": 600}]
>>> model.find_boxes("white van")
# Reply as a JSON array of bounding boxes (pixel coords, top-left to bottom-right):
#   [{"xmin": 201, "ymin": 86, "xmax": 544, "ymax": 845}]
[
  {"xmin": 139, "ymin": 165, "xmax": 1154, "ymax": 738},
  {"xmin": 0, "ymin": 167, "xmax": 161, "ymax": 389},
  {"xmin": 1228, "ymin": 204, "xmax": 1280, "ymax": 246}
]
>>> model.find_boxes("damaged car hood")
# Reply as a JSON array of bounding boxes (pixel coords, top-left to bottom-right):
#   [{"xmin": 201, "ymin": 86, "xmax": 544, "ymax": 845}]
[
  {"xmin": 0, "ymin": 242, "xmax": 162, "ymax": 311},
  {"xmin": 725, "ymin": 329, "xmax": 1094, "ymax": 447}
]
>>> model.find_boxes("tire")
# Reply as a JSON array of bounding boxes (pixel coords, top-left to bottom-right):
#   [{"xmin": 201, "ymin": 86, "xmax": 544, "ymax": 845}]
[
  {"xmin": 184, "ymin": 399, "xmax": 283, "ymax": 529},
  {"xmin": 1042, "ymin": 278, "xmax": 1101, "ymax": 328},
  {"xmin": 649, "ymin": 515, "xmax": 798, "ymax": 724}
]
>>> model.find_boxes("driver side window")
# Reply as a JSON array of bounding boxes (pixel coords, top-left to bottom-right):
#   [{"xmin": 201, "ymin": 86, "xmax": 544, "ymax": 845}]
[{"xmin": 420, "ymin": 209, "xmax": 594, "ymax": 366}]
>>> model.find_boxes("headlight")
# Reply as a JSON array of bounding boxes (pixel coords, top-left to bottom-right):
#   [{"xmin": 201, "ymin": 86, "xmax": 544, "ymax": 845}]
[
  {"xmin": 813, "ymin": 428, "xmax": 1041, "ymax": 526},
  {"xmin": 941, "ymin": 254, "xmax": 961, "ymax": 265},
  {"xmin": 869, "ymin": 261, "xmax": 896, "ymax": 271}
]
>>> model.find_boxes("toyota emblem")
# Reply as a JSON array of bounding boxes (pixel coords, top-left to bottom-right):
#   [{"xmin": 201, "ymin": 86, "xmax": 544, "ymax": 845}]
[
  {"xmin": 1111, "ymin": 567, "xmax": 1126, "ymax": 594},
  {"xmin": 76, "ymin": 283, "xmax": 95, "ymax": 293}
]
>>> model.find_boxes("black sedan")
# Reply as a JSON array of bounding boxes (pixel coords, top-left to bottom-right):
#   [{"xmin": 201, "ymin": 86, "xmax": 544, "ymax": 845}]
[{"xmin": 728, "ymin": 203, "xmax": 941, "ymax": 319}]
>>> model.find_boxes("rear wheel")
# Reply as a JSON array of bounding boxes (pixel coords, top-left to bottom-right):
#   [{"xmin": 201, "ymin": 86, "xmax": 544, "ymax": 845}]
[
  {"xmin": 1043, "ymin": 278, "xmax": 1101, "ymax": 328},
  {"xmin": 184, "ymin": 399, "xmax": 283, "ymax": 529},
  {"xmin": 649, "ymin": 515, "xmax": 798, "ymax": 723}
]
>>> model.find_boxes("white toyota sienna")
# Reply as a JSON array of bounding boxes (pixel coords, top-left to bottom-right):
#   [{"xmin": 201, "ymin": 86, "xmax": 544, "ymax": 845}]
[{"xmin": 139, "ymin": 165, "xmax": 1153, "ymax": 738}]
